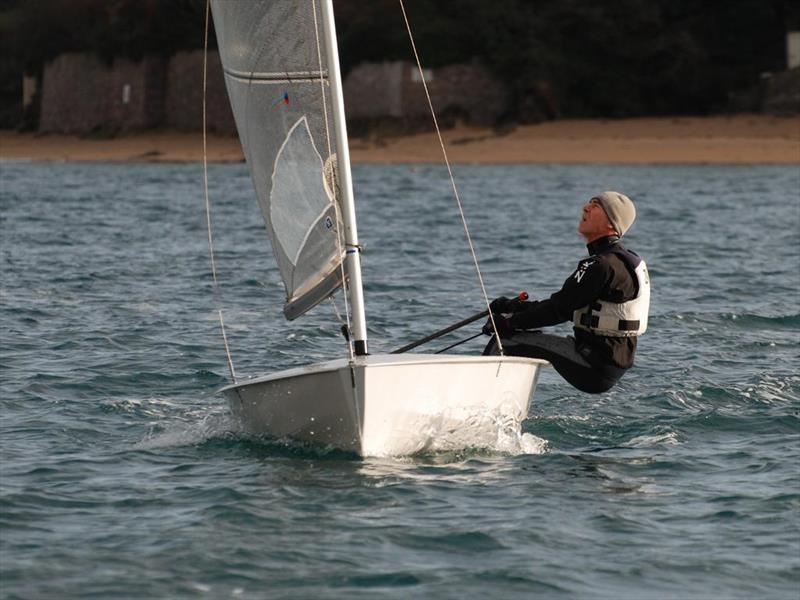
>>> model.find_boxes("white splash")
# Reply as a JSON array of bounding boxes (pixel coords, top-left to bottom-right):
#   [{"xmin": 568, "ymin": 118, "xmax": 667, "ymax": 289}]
[
  {"xmin": 133, "ymin": 411, "xmax": 238, "ymax": 451},
  {"xmin": 419, "ymin": 408, "xmax": 550, "ymax": 457}
]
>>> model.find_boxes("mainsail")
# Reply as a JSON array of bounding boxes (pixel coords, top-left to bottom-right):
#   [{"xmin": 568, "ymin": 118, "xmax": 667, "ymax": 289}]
[{"xmin": 211, "ymin": 1, "xmax": 344, "ymax": 320}]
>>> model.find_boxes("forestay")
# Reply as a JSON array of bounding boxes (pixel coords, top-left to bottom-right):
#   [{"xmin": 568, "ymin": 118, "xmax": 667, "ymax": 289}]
[{"xmin": 211, "ymin": 1, "xmax": 344, "ymax": 320}]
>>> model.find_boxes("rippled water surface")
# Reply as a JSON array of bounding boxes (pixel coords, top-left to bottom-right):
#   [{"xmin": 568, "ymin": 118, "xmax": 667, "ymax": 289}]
[{"xmin": 1, "ymin": 162, "xmax": 798, "ymax": 599}]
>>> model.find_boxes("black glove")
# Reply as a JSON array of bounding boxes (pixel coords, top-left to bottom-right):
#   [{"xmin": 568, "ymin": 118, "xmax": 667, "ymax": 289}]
[
  {"xmin": 489, "ymin": 296, "xmax": 513, "ymax": 313},
  {"xmin": 482, "ymin": 314, "xmax": 514, "ymax": 338}
]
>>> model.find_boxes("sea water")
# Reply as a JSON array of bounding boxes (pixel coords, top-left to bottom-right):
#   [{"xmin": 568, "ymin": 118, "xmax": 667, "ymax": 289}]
[{"xmin": 1, "ymin": 161, "xmax": 798, "ymax": 599}]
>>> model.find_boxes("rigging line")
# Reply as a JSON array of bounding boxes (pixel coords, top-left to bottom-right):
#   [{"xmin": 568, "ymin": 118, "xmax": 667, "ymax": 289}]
[
  {"xmin": 397, "ymin": 0, "xmax": 504, "ymax": 355},
  {"xmin": 330, "ymin": 295, "xmax": 344, "ymax": 323},
  {"xmin": 312, "ymin": 0, "xmax": 354, "ymax": 360},
  {"xmin": 203, "ymin": 0, "xmax": 236, "ymax": 382},
  {"xmin": 312, "ymin": 0, "xmax": 334, "ymax": 176}
]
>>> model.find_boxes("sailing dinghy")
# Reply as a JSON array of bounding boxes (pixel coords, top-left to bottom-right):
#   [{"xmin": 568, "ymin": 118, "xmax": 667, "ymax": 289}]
[{"xmin": 207, "ymin": 0, "xmax": 546, "ymax": 456}]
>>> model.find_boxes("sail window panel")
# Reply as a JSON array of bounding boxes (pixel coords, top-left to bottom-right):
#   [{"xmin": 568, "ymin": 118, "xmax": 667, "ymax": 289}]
[
  {"xmin": 270, "ymin": 116, "xmax": 334, "ymax": 266},
  {"xmin": 233, "ymin": 82, "xmax": 341, "ymax": 310},
  {"xmin": 289, "ymin": 204, "xmax": 342, "ymax": 296}
]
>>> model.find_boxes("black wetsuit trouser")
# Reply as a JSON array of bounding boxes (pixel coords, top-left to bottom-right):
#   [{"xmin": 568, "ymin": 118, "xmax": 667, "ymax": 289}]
[{"xmin": 483, "ymin": 331, "xmax": 626, "ymax": 394}]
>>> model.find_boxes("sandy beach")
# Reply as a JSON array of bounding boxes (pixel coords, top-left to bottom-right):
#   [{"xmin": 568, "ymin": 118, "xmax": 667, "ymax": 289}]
[{"xmin": 1, "ymin": 115, "xmax": 798, "ymax": 164}]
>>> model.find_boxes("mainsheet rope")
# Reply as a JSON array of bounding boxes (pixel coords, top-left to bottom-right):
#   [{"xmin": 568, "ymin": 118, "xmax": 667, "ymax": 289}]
[
  {"xmin": 203, "ymin": 0, "xmax": 236, "ymax": 381},
  {"xmin": 397, "ymin": 0, "xmax": 505, "ymax": 354}
]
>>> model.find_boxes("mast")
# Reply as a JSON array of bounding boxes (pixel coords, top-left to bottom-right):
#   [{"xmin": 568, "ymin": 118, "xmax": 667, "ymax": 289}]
[{"xmin": 320, "ymin": 0, "xmax": 368, "ymax": 356}]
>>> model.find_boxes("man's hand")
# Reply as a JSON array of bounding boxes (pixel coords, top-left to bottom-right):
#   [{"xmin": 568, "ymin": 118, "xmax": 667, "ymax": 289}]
[
  {"xmin": 489, "ymin": 296, "xmax": 514, "ymax": 313},
  {"xmin": 490, "ymin": 292, "xmax": 531, "ymax": 314},
  {"xmin": 482, "ymin": 314, "xmax": 514, "ymax": 338}
]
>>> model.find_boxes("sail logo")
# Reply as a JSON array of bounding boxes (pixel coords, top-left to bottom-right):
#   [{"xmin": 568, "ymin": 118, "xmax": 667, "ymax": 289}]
[
  {"xmin": 272, "ymin": 92, "xmax": 290, "ymax": 107},
  {"xmin": 325, "ymin": 216, "xmax": 334, "ymax": 229}
]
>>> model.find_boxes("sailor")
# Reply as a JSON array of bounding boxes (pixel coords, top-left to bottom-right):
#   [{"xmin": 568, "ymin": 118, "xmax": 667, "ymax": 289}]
[{"xmin": 483, "ymin": 191, "xmax": 650, "ymax": 393}]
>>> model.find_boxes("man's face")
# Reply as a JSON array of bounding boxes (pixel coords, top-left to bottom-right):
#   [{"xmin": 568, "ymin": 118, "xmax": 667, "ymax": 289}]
[{"xmin": 577, "ymin": 198, "xmax": 614, "ymax": 240}]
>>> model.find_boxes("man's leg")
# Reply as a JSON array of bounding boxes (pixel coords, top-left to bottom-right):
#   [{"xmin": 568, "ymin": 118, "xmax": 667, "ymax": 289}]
[{"xmin": 484, "ymin": 332, "xmax": 621, "ymax": 394}]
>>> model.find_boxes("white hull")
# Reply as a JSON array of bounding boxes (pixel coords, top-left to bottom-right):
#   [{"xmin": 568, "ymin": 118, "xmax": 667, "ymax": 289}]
[{"xmin": 221, "ymin": 354, "xmax": 546, "ymax": 457}]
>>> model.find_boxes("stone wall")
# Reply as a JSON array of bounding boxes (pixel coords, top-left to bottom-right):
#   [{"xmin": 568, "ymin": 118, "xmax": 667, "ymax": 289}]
[
  {"xmin": 762, "ymin": 67, "xmax": 800, "ymax": 115},
  {"xmin": 343, "ymin": 61, "xmax": 405, "ymax": 119},
  {"xmin": 38, "ymin": 53, "xmax": 508, "ymax": 136},
  {"xmin": 39, "ymin": 53, "xmax": 165, "ymax": 134},
  {"xmin": 343, "ymin": 60, "xmax": 508, "ymax": 132},
  {"xmin": 39, "ymin": 51, "xmax": 235, "ymax": 135},
  {"xmin": 404, "ymin": 62, "xmax": 508, "ymax": 126},
  {"xmin": 164, "ymin": 50, "xmax": 235, "ymax": 133}
]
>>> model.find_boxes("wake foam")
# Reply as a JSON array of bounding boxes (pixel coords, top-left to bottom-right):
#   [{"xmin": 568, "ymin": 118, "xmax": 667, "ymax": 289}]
[
  {"xmin": 131, "ymin": 401, "xmax": 549, "ymax": 458},
  {"xmin": 421, "ymin": 409, "xmax": 550, "ymax": 457},
  {"xmin": 133, "ymin": 411, "xmax": 240, "ymax": 451}
]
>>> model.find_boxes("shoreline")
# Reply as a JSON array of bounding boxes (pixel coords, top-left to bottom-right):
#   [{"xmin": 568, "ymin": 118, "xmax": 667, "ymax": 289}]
[{"xmin": 1, "ymin": 115, "xmax": 798, "ymax": 164}]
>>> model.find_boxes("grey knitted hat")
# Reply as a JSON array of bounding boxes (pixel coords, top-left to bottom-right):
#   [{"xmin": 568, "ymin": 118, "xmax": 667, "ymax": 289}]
[{"xmin": 594, "ymin": 191, "xmax": 636, "ymax": 236}]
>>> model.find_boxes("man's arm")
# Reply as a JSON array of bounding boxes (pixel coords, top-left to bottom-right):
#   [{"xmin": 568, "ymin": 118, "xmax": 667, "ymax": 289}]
[{"xmin": 509, "ymin": 258, "xmax": 610, "ymax": 330}]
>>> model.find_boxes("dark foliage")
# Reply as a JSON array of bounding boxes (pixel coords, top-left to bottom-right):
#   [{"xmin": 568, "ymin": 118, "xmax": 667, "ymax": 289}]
[
  {"xmin": 0, "ymin": 0, "xmax": 797, "ymax": 121},
  {"xmin": 1, "ymin": 0, "xmax": 209, "ymax": 74},
  {"xmin": 340, "ymin": 0, "xmax": 795, "ymax": 117}
]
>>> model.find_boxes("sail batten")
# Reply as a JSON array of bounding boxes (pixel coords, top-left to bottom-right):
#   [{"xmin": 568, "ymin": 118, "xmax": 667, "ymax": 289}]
[
  {"xmin": 210, "ymin": 1, "xmax": 344, "ymax": 320},
  {"xmin": 222, "ymin": 68, "xmax": 328, "ymax": 83}
]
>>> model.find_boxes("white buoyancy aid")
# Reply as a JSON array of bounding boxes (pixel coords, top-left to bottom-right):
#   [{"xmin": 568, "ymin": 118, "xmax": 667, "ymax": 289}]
[{"xmin": 573, "ymin": 253, "xmax": 650, "ymax": 337}]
